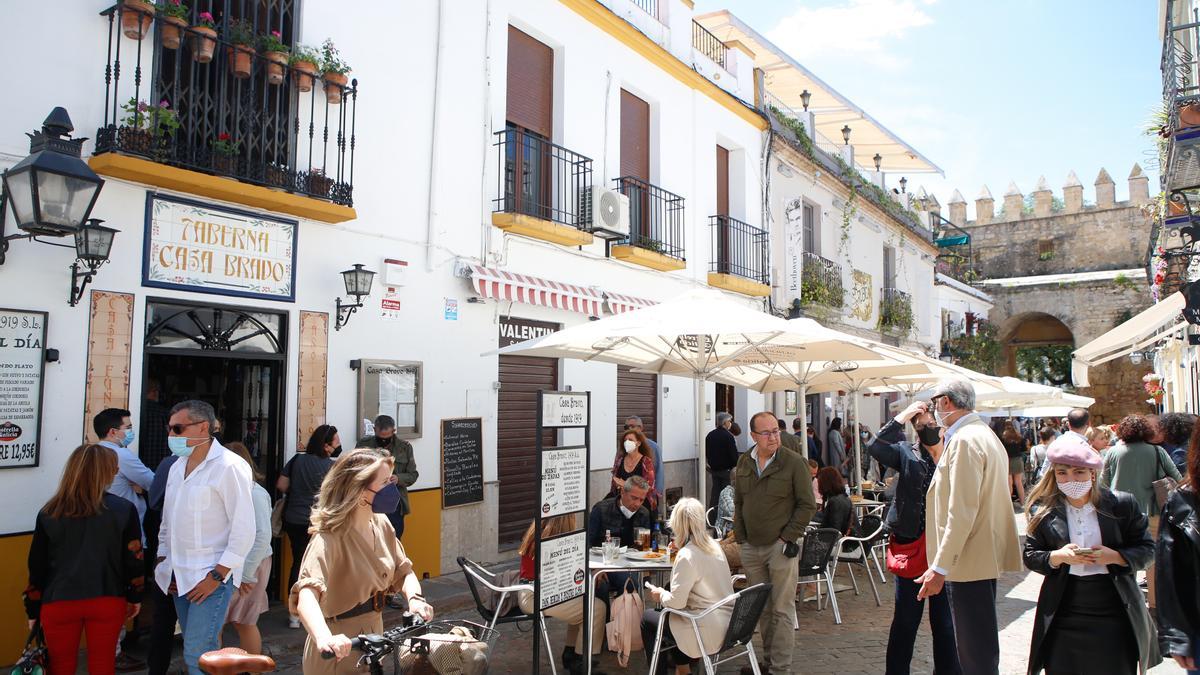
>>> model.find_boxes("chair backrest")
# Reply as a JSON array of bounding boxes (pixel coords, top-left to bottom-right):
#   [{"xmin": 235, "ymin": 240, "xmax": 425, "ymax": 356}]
[
  {"xmin": 797, "ymin": 528, "xmax": 841, "ymax": 575},
  {"xmin": 719, "ymin": 583, "xmax": 773, "ymax": 651},
  {"xmin": 456, "ymin": 556, "xmax": 497, "ymax": 622},
  {"xmin": 857, "ymin": 514, "xmax": 884, "ymax": 542}
]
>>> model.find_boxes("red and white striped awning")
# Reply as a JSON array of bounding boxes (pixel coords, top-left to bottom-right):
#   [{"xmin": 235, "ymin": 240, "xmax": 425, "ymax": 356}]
[
  {"xmin": 604, "ymin": 292, "xmax": 657, "ymax": 315},
  {"xmin": 468, "ymin": 264, "xmax": 603, "ymax": 316}
]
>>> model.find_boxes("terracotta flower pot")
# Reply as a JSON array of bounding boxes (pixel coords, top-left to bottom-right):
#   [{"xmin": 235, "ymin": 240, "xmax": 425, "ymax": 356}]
[
  {"xmin": 307, "ymin": 173, "xmax": 333, "ymax": 198},
  {"xmin": 228, "ymin": 45, "xmax": 254, "ymax": 79},
  {"xmin": 264, "ymin": 51, "xmax": 289, "ymax": 86},
  {"xmin": 1169, "ymin": 199, "xmax": 1188, "ymax": 217},
  {"xmin": 160, "ymin": 15, "xmax": 188, "ymax": 49},
  {"xmin": 293, "ymin": 60, "xmax": 318, "ymax": 92},
  {"xmin": 1181, "ymin": 103, "xmax": 1200, "ymax": 130},
  {"xmin": 191, "ymin": 26, "xmax": 217, "ymax": 63},
  {"xmin": 322, "ymin": 71, "xmax": 349, "ymax": 104},
  {"xmin": 121, "ymin": 0, "xmax": 155, "ymax": 40},
  {"xmin": 265, "ymin": 165, "xmax": 290, "ymax": 188},
  {"xmin": 213, "ymin": 154, "xmax": 237, "ymax": 175}
]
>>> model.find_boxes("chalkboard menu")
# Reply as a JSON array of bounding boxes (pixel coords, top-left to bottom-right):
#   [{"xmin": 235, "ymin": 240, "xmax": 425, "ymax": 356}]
[{"xmin": 441, "ymin": 417, "xmax": 484, "ymax": 508}]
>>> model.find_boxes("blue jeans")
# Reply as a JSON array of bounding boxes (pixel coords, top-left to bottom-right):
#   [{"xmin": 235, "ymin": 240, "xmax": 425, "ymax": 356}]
[
  {"xmin": 886, "ymin": 574, "xmax": 961, "ymax": 675},
  {"xmin": 173, "ymin": 579, "xmax": 234, "ymax": 675}
]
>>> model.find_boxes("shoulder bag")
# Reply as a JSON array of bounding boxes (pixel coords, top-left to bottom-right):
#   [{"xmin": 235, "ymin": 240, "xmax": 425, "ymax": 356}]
[
  {"xmin": 1153, "ymin": 447, "xmax": 1178, "ymax": 510},
  {"xmin": 886, "ymin": 532, "xmax": 928, "ymax": 579},
  {"xmin": 9, "ymin": 621, "xmax": 48, "ymax": 675}
]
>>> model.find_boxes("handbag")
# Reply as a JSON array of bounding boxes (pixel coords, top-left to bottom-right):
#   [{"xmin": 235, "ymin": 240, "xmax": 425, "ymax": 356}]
[
  {"xmin": 885, "ymin": 532, "xmax": 928, "ymax": 579},
  {"xmin": 1152, "ymin": 447, "xmax": 1178, "ymax": 510},
  {"xmin": 10, "ymin": 622, "xmax": 48, "ymax": 675},
  {"xmin": 270, "ymin": 497, "xmax": 285, "ymax": 538}
]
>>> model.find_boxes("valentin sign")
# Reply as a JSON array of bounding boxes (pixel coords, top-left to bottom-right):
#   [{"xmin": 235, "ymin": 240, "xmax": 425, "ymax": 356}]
[
  {"xmin": 0, "ymin": 309, "xmax": 47, "ymax": 469},
  {"xmin": 144, "ymin": 194, "xmax": 298, "ymax": 301}
]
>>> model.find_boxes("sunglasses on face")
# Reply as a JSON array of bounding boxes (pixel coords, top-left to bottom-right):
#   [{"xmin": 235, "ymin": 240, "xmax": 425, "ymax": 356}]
[{"xmin": 168, "ymin": 420, "xmax": 205, "ymax": 435}]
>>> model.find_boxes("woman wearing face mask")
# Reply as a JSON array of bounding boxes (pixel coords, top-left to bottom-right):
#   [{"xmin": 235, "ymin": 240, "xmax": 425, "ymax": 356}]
[
  {"xmin": 867, "ymin": 401, "xmax": 960, "ymax": 675},
  {"xmin": 277, "ymin": 424, "xmax": 340, "ymax": 629},
  {"xmin": 611, "ymin": 429, "xmax": 657, "ymax": 511},
  {"xmin": 290, "ymin": 449, "xmax": 434, "ymax": 672},
  {"xmin": 1023, "ymin": 439, "xmax": 1159, "ymax": 675}
]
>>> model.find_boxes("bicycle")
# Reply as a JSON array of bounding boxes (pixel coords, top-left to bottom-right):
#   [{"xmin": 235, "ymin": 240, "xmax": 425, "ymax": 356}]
[{"xmin": 320, "ymin": 618, "xmax": 500, "ymax": 675}]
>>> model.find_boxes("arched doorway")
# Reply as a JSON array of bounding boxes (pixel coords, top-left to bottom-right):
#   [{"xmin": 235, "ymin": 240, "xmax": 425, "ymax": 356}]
[{"xmin": 998, "ymin": 312, "xmax": 1075, "ymax": 388}]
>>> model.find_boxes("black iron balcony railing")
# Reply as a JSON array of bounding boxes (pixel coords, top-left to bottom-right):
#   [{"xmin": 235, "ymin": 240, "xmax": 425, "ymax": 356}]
[
  {"xmin": 631, "ymin": 0, "xmax": 659, "ymax": 20},
  {"xmin": 1162, "ymin": 0, "xmax": 1200, "ymax": 191},
  {"xmin": 880, "ymin": 287, "xmax": 914, "ymax": 332},
  {"xmin": 930, "ymin": 212, "xmax": 978, "ymax": 283},
  {"xmin": 614, "ymin": 176, "xmax": 685, "ymax": 261},
  {"xmin": 800, "ymin": 251, "xmax": 844, "ymax": 308},
  {"xmin": 493, "ymin": 128, "xmax": 594, "ymax": 230},
  {"xmin": 693, "ymin": 21, "xmax": 727, "ymax": 70},
  {"xmin": 709, "ymin": 216, "xmax": 768, "ymax": 285},
  {"xmin": 95, "ymin": 3, "xmax": 357, "ymax": 206}
]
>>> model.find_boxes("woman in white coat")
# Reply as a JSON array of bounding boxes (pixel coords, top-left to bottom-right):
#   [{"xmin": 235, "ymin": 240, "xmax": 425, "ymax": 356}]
[{"xmin": 643, "ymin": 498, "xmax": 734, "ymax": 674}]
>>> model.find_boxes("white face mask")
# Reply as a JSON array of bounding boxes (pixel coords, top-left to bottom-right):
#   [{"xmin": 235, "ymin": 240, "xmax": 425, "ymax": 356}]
[
  {"xmin": 623, "ymin": 440, "xmax": 638, "ymax": 453},
  {"xmin": 1057, "ymin": 478, "xmax": 1093, "ymax": 500}
]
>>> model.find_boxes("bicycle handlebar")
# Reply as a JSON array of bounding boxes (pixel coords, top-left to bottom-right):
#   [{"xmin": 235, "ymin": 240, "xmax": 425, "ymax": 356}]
[{"xmin": 319, "ymin": 637, "xmax": 363, "ymax": 660}]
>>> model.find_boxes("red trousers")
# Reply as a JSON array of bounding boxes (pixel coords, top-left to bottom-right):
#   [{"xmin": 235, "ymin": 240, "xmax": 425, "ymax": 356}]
[{"xmin": 40, "ymin": 596, "xmax": 127, "ymax": 675}]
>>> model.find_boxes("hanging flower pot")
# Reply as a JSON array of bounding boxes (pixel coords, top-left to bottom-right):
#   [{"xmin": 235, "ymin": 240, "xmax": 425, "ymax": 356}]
[
  {"xmin": 264, "ymin": 51, "xmax": 289, "ymax": 85},
  {"xmin": 191, "ymin": 25, "xmax": 217, "ymax": 62},
  {"xmin": 1168, "ymin": 199, "xmax": 1189, "ymax": 217},
  {"xmin": 160, "ymin": 15, "xmax": 188, "ymax": 49},
  {"xmin": 307, "ymin": 170, "xmax": 333, "ymax": 198},
  {"xmin": 121, "ymin": 0, "xmax": 156, "ymax": 40},
  {"xmin": 1181, "ymin": 102, "xmax": 1200, "ymax": 130},
  {"xmin": 322, "ymin": 72, "xmax": 348, "ymax": 104},
  {"xmin": 227, "ymin": 45, "xmax": 254, "ymax": 79},
  {"xmin": 291, "ymin": 58, "xmax": 318, "ymax": 92}
]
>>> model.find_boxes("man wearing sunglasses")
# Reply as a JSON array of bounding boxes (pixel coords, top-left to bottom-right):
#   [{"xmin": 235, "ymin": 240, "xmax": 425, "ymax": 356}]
[{"xmin": 154, "ymin": 400, "xmax": 255, "ymax": 675}]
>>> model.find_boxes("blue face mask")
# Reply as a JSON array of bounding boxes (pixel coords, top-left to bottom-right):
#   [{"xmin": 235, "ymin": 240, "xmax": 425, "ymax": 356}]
[
  {"xmin": 168, "ymin": 435, "xmax": 196, "ymax": 457},
  {"xmin": 367, "ymin": 483, "xmax": 402, "ymax": 514},
  {"xmin": 121, "ymin": 429, "xmax": 135, "ymax": 447}
]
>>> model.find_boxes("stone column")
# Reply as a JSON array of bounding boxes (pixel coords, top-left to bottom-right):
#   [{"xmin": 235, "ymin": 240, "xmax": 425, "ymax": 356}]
[
  {"xmin": 1032, "ymin": 176, "xmax": 1053, "ymax": 218},
  {"xmin": 1063, "ymin": 170, "xmax": 1083, "ymax": 213},
  {"xmin": 1003, "ymin": 181, "xmax": 1024, "ymax": 221},
  {"xmin": 948, "ymin": 189, "xmax": 967, "ymax": 226},
  {"xmin": 1095, "ymin": 168, "xmax": 1115, "ymax": 208},
  {"xmin": 976, "ymin": 185, "xmax": 994, "ymax": 224},
  {"xmin": 1128, "ymin": 163, "xmax": 1150, "ymax": 205}
]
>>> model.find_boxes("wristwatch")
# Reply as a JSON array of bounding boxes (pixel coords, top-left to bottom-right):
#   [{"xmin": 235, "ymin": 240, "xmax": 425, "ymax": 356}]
[{"xmin": 208, "ymin": 569, "xmax": 224, "ymax": 583}]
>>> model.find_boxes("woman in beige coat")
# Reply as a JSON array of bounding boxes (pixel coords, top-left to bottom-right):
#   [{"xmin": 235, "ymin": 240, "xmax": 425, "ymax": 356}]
[{"xmin": 643, "ymin": 498, "xmax": 734, "ymax": 674}]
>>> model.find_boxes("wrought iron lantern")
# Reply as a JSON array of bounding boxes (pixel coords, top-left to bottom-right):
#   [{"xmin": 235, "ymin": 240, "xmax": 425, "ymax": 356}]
[
  {"xmin": 800, "ymin": 89, "xmax": 812, "ymax": 111},
  {"xmin": 69, "ymin": 219, "xmax": 118, "ymax": 306},
  {"xmin": 841, "ymin": 125, "xmax": 852, "ymax": 145},
  {"xmin": 873, "ymin": 153, "xmax": 882, "ymax": 172},
  {"xmin": 899, "ymin": 177, "xmax": 908, "ymax": 194},
  {"xmin": 939, "ymin": 343, "xmax": 955, "ymax": 363},
  {"xmin": 335, "ymin": 263, "xmax": 376, "ymax": 330}
]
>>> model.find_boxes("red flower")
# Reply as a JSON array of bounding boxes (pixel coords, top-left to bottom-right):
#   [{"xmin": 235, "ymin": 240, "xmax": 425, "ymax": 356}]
[
  {"xmin": 271, "ymin": 30, "xmax": 281, "ymax": 38},
  {"xmin": 218, "ymin": 132, "xmax": 231, "ymax": 141}
]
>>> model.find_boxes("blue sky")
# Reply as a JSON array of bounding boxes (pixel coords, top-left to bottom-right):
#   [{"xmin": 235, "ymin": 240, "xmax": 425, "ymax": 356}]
[{"xmin": 695, "ymin": 0, "xmax": 1162, "ymax": 217}]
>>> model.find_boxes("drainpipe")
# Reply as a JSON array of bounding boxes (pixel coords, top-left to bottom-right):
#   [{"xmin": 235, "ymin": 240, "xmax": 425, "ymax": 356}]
[{"xmin": 426, "ymin": 0, "xmax": 446, "ymax": 272}]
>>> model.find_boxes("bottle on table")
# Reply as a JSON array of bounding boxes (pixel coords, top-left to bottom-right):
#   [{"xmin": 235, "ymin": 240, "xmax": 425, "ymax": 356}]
[{"xmin": 651, "ymin": 522, "xmax": 661, "ymax": 553}]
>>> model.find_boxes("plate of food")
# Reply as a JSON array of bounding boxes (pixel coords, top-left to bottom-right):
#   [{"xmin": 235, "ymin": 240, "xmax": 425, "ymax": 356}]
[{"xmin": 624, "ymin": 550, "xmax": 669, "ymax": 562}]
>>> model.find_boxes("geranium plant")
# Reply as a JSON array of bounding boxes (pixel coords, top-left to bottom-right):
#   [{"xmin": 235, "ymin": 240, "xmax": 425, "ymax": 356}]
[
  {"xmin": 195, "ymin": 10, "xmax": 215, "ymax": 28},
  {"xmin": 227, "ymin": 18, "xmax": 254, "ymax": 46},
  {"xmin": 319, "ymin": 38, "xmax": 350, "ymax": 74},
  {"xmin": 259, "ymin": 29, "xmax": 288, "ymax": 53},
  {"xmin": 121, "ymin": 98, "xmax": 180, "ymax": 137},
  {"xmin": 289, "ymin": 43, "xmax": 319, "ymax": 66},
  {"xmin": 156, "ymin": 0, "xmax": 188, "ymax": 19},
  {"xmin": 1143, "ymin": 373, "xmax": 1165, "ymax": 399},
  {"xmin": 212, "ymin": 132, "xmax": 241, "ymax": 156}
]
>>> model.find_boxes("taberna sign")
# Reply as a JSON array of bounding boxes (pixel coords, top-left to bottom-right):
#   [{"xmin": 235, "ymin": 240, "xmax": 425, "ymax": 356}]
[{"xmin": 1183, "ymin": 283, "xmax": 1200, "ymax": 325}]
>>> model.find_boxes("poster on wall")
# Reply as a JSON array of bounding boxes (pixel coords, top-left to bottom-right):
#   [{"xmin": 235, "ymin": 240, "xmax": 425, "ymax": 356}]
[
  {"xmin": 144, "ymin": 194, "xmax": 298, "ymax": 301},
  {"xmin": 82, "ymin": 291, "xmax": 135, "ymax": 444},
  {"xmin": 0, "ymin": 308, "xmax": 47, "ymax": 469},
  {"xmin": 785, "ymin": 391, "xmax": 798, "ymax": 416}
]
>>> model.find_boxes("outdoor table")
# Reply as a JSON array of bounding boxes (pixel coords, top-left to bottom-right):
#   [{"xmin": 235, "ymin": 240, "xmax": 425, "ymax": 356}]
[
  {"xmin": 584, "ymin": 550, "xmax": 674, "ymax": 675},
  {"xmin": 851, "ymin": 497, "xmax": 887, "ymax": 515}
]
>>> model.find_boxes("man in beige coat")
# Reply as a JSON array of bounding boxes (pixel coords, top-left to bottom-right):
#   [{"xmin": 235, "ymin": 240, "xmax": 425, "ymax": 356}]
[{"xmin": 918, "ymin": 378, "xmax": 1021, "ymax": 675}]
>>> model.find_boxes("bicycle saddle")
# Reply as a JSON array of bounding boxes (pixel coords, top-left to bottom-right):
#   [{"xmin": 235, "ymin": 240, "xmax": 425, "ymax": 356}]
[{"xmin": 198, "ymin": 647, "xmax": 276, "ymax": 674}]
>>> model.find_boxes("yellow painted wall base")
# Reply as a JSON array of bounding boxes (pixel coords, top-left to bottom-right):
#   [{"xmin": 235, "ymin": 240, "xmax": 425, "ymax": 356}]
[
  {"xmin": 707, "ymin": 272, "xmax": 771, "ymax": 297},
  {"xmin": 491, "ymin": 212, "xmax": 594, "ymax": 247},
  {"xmin": 611, "ymin": 244, "xmax": 687, "ymax": 271},
  {"xmin": 89, "ymin": 153, "xmax": 358, "ymax": 224},
  {"xmin": 0, "ymin": 534, "xmax": 32, "ymax": 661}
]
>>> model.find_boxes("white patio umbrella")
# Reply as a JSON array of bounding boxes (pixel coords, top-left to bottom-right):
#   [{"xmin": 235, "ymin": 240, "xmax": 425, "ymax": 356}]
[{"xmin": 487, "ymin": 288, "xmax": 887, "ymax": 505}]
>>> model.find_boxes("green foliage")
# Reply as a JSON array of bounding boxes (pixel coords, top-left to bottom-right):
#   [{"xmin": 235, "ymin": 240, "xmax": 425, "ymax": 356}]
[
  {"xmin": 1113, "ymin": 273, "xmax": 1141, "ymax": 292},
  {"xmin": 633, "ymin": 238, "xmax": 664, "ymax": 254},
  {"xmin": 227, "ymin": 18, "xmax": 255, "ymax": 46},
  {"xmin": 121, "ymin": 98, "xmax": 180, "ymax": 137},
  {"xmin": 155, "ymin": 0, "xmax": 188, "ymax": 20},
  {"xmin": 1038, "ymin": 250, "xmax": 1055, "ymax": 261},
  {"xmin": 999, "ymin": 194, "xmax": 1066, "ymax": 219},
  {"xmin": 258, "ymin": 30, "xmax": 288, "ymax": 53},
  {"xmin": 767, "ymin": 105, "xmax": 816, "ymax": 160},
  {"xmin": 946, "ymin": 322, "xmax": 1002, "ymax": 375},
  {"xmin": 800, "ymin": 272, "xmax": 843, "ymax": 308},
  {"xmin": 878, "ymin": 293, "xmax": 914, "ymax": 333},
  {"xmin": 289, "ymin": 44, "xmax": 320, "ymax": 66},
  {"xmin": 320, "ymin": 38, "xmax": 351, "ymax": 74},
  {"xmin": 1016, "ymin": 345, "xmax": 1074, "ymax": 388}
]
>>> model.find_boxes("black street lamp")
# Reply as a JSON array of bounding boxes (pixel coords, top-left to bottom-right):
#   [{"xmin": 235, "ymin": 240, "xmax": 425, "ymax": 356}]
[
  {"xmin": 873, "ymin": 153, "xmax": 882, "ymax": 172},
  {"xmin": 800, "ymin": 89, "xmax": 812, "ymax": 112},
  {"xmin": 899, "ymin": 176, "xmax": 908, "ymax": 194},
  {"xmin": 69, "ymin": 219, "xmax": 118, "ymax": 306},
  {"xmin": 939, "ymin": 343, "xmax": 955, "ymax": 363},
  {"xmin": 335, "ymin": 263, "xmax": 376, "ymax": 330},
  {"xmin": 841, "ymin": 125, "xmax": 852, "ymax": 145}
]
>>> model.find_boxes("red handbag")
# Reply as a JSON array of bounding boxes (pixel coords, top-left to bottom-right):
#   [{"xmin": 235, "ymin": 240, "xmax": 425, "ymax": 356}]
[{"xmin": 885, "ymin": 533, "xmax": 928, "ymax": 579}]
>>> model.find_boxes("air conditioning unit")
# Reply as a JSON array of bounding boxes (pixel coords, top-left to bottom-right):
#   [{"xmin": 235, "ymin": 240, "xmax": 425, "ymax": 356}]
[{"xmin": 578, "ymin": 185, "xmax": 630, "ymax": 239}]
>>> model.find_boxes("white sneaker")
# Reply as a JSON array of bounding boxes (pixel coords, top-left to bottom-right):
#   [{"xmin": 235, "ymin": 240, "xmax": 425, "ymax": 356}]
[{"xmin": 288, "ymin": 615, "xmax": 300, "ymax": 629}]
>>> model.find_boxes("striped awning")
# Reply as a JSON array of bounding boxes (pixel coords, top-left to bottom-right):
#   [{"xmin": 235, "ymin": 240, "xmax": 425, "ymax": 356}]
[
  {"xmin": 468, "ymin": 264, "xmax": 603, "ymax": 316},
  {"xmin": 604, "ymin": 291, "xmax": 657, "ymax": 315}
]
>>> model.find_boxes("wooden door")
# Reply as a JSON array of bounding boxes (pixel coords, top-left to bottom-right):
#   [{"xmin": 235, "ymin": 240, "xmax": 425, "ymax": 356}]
[
  {"xmin": 617, "ymin": 365, "xmax": 658, "ymax": 445},
  {"xmin": 496, "ymin": 354, "xmax": 559, "ymax": 548},
  {"xmin": 620, "ymin": 90, "xmax": 651, "ymax": 241},
  {"xmin": 715, "ymin": 145, "xmax": 730, "ymax": 273}
]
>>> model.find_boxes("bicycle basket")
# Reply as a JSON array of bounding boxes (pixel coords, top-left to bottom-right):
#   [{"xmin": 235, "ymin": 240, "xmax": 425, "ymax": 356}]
[{"xmin": 388, "ymin": 619, "xmax": 500, "ymax": 674}]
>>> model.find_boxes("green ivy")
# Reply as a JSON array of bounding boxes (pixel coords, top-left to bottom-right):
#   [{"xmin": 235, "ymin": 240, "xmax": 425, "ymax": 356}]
[
  {"xmin": 945, "ymin": 322, "xmax": 1002, "ymax": 375},
  {"xmin": 800, "ymin": 272, "xmax": 844, "ymax": 308},
  {"xmin": 1113, "ymin": 272, "xmax": 1141, "ymax": 292},
  {"xmin": 878, "ymin": 293, "xmax": 914, "ymax": 333}
]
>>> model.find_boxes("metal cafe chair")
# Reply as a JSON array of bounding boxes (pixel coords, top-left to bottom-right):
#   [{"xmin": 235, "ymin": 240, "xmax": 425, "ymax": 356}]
[
  {"xmin": 647, "ymin": 582, "xmax": 773, "ymax": 675},
  {"xmin": 795, "ymin": 527, "xmax": 844, "ymax": 624},
  {"xmin": 831, "ymin": 514, "xmax": 885, "ymax": 607},
  {"xmin": 457, "ymin": 556, "xmax": 559, "ymax": 675}
]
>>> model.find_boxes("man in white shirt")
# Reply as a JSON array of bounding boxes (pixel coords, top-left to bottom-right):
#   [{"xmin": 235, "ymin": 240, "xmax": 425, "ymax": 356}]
[
  {"xmin": 155, "ymin": 400, "xmax": 254, "ymax": 675},
  {"xmin": 96, "ymin": 408, "xmax": 155, "ymax": 528}
]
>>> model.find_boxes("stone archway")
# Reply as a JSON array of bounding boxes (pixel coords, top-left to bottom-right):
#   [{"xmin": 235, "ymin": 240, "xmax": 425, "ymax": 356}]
[{"xmin": 996, "ymin": 312, "xmax": 1075, "ymax": 385}]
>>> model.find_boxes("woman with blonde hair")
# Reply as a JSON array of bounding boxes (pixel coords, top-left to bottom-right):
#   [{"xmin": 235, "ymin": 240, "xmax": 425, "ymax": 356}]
[
  {"xmin": 1023, "ymin": 439, "xmax": 1158, "ymax": 675},
  {"xmin": 1084, "ymin": 425, "xmax": 1112, "ymax": 453},
  {"xmin": 516, "ymin": 515, "xmax": 605, "ymax": 674},
  {"xmin": 291, "ymin": 449, "xmax": 433, "ymax": 673},
  {"xmin": 24, "ymin": 444, "xmax": 144, "ymax": 675},
  {"xmin": 642, "ymin": 498, "xmax": 734, "ymax": 674},
  {"xmin": 222, "ymin": 442, "xmax": 273, "ymax": 655}
]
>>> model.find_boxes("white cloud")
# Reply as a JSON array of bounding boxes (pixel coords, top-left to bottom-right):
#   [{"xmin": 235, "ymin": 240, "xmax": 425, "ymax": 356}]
[{"xmin": 765, "ymin": 0, "xmax": 936, "ymax": 70}]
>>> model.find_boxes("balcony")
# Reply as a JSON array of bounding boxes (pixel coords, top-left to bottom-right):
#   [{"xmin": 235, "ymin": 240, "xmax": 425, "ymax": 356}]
[
  {"xmin": 91, "ymin": 4, "xmax": 357, "ymax": 223},
  {"xmin": 692, "ymin": 21, "xmax": 728, "ymax": 70},
  {"xmin": 610, "ymin": 176, "xmax": 686, "ymax": 271},
  {"xmin": 1162, "ymin": 1, "xmax": 1200, "ymax": 192},
  {"xmin": 800, "ymin": 251, "xmax": 844, "ymax": 312},
  {"xmin": 930, "ymin": 212, "xmax": 978, "ymax": 283},
  {"xmin": 492, "ymin": 128, "xmax": 595, "ymax": 246},
  {"xmin": 707, "ymin": 216, "xmax": 769, "ymax": 296},
  {"xmin": 879, "ymin": 287, "xmax": 914, "ymax": 334}
]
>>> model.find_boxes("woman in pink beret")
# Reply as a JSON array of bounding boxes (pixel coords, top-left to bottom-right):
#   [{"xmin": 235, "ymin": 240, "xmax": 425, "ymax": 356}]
[{"xmin": 1023, "ymin": 439, "xmax": 1159, "ymax": 675}]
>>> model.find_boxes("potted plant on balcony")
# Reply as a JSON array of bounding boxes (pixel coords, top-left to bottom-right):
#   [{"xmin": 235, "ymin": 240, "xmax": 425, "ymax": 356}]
[
  {"xmin": 289, "ymin": 44, "xmax": 320, "ymax": 93},
  {"xmin": 307, "ymin": 168, "xmax": 333, "ymax": 198},
  {"xmin": 190, "ymin": 11, "xmax": 217, "ymax": 62},
  {"xmin": 121, "ymin": 0, "xmax": 155, "ymax": 40},
  {"xmin": 120, "ymin": 98, "xmax": 180, "ymax": 157},
  {"xmin": 319, "ymin": 38, "xmax": 351, "ymax": 104},
  {"xmin": 226, "ymin": 18, "xmax": 255, "ymax": 79},
  {"xmin": 211, "ymin": 132, "xmax": 241, "ymax": 174},
  {"xmin": 259, "ymin": 30, "xmax": 290, "ymax": 85},
  {"xmin": 155, "ymin": 0, "xmax": 188, "ymax": 49},
  {"xmin": 265, "ymin": 161, "xmax": 291, "ymax": 189}
]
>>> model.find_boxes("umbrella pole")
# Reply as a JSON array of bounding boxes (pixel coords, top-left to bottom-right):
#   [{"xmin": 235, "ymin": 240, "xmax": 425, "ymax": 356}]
[
  {"xmin": 798, "ymin": 382, "xmax": 808, "ymax": 461},
  {"xmin": 696, "ymin": 377, "xmax": 707, "ymax": 509},
  {"xmin": 853, "ymin": 390, "xmax": 862, "ymax": 495}
]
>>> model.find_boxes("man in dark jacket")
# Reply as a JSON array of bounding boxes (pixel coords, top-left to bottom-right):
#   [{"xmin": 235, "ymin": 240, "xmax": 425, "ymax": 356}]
[
  {"xmin": 587, "ymin": 475, "xmax": 652, "ymax": 548},
  {"xmin": 1156, "ymin": 485, "xmax": 1200, "ymax": 671},
  {"xmin": 705, "ymin": 412, "xmax": 738, "ymax": 513},
  {"xmin": 734, "ymin": 412, "xmax": 817, "ymax": 674},
  {"xmin": 357, "ymin": 415, "xmax": 419, "ymax": 540}
]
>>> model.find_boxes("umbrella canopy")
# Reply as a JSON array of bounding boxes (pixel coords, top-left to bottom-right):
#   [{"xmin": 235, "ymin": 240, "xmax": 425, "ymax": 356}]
[{"xmin": 488, "ymin": 288, "xmax": 889, "ymax": 504}]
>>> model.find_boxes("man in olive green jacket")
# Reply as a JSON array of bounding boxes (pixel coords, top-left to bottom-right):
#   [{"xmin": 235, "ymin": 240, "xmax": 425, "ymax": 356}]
[
  {"xmin": 357, "ymin": 415, "xmax": 419, "ymax": 538},
  {"xmin": 733, "ymin": 411, "xmax": 817, "ymax": 674}
]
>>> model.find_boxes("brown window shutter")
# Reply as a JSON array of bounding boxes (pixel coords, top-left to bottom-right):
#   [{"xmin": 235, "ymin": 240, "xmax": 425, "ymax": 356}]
[
  {"xmin": 620, "ymin": 89, "xmax": 650, "ymax": 180},
  {"xmin": 506, "ymin": 26, "xmax": 553, "ymax": 137},
  {"xmin": 715, "ymin": 145, "xmax": 729, "ymax": 216}
]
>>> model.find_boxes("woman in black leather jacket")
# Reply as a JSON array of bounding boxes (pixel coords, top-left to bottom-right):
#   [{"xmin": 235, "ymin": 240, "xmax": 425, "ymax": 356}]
[
  {"xmin": 1157, "ymin": 428, "xmax": 1200, "ymax": 673},
  {"xmin": 1024, "ymin": 439, "xmax": 1158, "ymax": 675}
]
